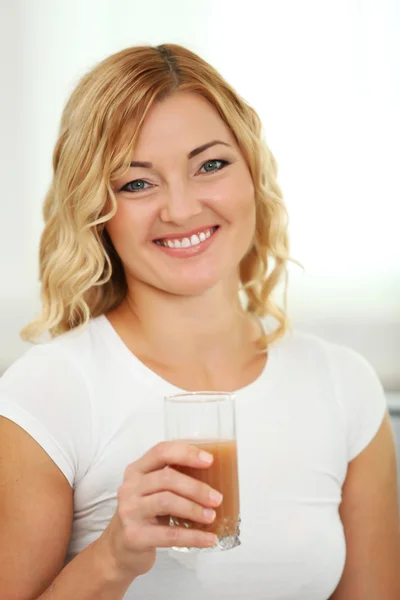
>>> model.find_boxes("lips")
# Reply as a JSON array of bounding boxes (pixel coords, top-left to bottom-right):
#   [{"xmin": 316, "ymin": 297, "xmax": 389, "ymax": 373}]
[{"xmin": 153, "ymin": 226, "xmax": 219, "ymax": 249}]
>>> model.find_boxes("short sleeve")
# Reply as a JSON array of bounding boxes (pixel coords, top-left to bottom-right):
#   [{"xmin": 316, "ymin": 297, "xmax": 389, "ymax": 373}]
[
  {"xmin": 326, "ymin": 342, "xmax": 388, "ymax": 462},
  {"xmin": 0, "ymin": 343, "xmax": 93, "ymax": 486}
]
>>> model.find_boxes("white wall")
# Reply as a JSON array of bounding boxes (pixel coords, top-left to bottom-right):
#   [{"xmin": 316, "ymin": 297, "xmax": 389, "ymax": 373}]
[{"xmin": 1, "ymin": 0, "xmax": 399, "ymax": 387}]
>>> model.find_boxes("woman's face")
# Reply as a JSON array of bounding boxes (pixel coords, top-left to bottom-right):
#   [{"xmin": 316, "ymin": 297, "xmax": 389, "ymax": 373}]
[{"xmin": 107, "ymin": 92, "xmax": 256, "ymax": 297}]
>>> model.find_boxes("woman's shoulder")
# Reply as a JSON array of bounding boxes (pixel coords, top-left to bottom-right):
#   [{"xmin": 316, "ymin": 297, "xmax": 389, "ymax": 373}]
[
  {"xmin": 292, "ymin": 329, "xmax": 386, "ymax": 412},
  {"xmin": 42, "ymin": 314, "xmax": 106, "ymax": 355},
  {"xmin": 0, "ymin": 319, "xmax": 104, "ymax": 487},
  {"xmin": 275, "ymin": 328, "xmax": 387, "ymax": 460},
  {"xmin": 272, "ymin": 326, "xmax": 385, "ymax": 399},
  {"xmin": 1, "ymin": 316, "xmax": 106, "ymax": 387},
  {"xmin": 275, "ymin": 326, "xmax": 376, "ymax": 375}
]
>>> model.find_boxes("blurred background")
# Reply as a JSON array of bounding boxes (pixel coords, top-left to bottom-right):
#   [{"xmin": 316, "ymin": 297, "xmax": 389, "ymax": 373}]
[{"xmin": 1, "ymin": 0, "xmax": 399, "ymax": 461}]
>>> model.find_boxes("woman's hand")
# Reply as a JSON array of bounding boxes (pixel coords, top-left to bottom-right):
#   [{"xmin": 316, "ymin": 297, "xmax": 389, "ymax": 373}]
[{"xmin": 98, "ymin": 441, "xmax": 223, "ymax": 581}]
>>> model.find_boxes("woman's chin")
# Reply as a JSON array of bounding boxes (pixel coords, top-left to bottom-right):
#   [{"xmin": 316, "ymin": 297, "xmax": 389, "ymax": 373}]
[{"xmin": 159, "ymin": 274, "xmax": 223, "ymax": 298}]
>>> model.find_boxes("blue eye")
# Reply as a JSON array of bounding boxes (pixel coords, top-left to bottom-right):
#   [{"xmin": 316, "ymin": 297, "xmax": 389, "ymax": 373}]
[
  {"xmin": 199, "ymin": 159, "xmax": 230, "ymax": 173},
  {"xmin": 119, "ymin": 159, "xmax": 230, "ymax": 192},
  {"xmin": 120, "ymin": 179, "xmax": 152, "ymax": 193}
]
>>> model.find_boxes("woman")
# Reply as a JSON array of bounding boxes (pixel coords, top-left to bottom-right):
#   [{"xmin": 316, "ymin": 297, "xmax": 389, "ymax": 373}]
[{"xmin": 0, "ymin": 44, "xmax": 398, "ymax": 600}]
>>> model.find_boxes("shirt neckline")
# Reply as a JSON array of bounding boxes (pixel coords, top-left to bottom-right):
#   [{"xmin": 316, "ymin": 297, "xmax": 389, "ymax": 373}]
[{"xmin": 94, "ymin": 314, "xmax": 279, "ymax": 397}]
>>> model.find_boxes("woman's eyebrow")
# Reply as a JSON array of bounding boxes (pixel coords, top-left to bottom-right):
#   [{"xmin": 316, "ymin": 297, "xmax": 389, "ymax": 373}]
[
  {"xmin": 187, "ymin": 139, "xmax": 232, "ymax": 159},
  {"xmin": 129, "ymin": 140, "xmax": 232, "ymax": 168}
]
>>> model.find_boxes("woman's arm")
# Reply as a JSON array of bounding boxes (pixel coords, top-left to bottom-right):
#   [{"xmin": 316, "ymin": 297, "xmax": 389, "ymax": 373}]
[
  {"xmin": 330, "ymin": 412, "xmax": 400, "ymax": 599},
  {"xmin": 0, "ymin": 417, "xmax": 132, "ymax": 600}
]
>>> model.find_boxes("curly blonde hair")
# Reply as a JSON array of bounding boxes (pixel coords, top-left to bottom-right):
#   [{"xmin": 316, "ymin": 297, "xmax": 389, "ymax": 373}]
[{"xmin": 21, "ymin": 44, "xmax": 290, "ymax": 346}]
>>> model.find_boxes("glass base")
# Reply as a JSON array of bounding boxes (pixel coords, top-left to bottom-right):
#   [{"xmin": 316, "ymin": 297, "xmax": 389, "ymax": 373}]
[{"xmin": 172, "ymin": 533, "xmax": 241, "ymax": 553}]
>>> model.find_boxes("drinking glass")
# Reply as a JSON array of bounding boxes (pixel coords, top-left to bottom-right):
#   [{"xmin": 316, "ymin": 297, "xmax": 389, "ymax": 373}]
[{"xmin": 164, "ymin": 391, "xmax": 240, "ymax": 552}]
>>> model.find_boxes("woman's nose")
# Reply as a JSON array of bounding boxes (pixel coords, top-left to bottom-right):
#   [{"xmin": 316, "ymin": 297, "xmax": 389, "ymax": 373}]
[{"xmin": 159, "ymin": 182, "xmax": 203, "ymax": 225}]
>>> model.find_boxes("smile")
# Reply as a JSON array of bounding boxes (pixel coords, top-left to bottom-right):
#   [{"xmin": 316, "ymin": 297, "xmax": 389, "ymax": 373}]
[{"xmin": 154, "ymin": 226, "xmax": 219, "ymax": 249}]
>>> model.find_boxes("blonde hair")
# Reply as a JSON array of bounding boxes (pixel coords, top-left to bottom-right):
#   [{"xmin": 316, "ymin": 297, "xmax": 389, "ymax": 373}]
[{"xmin": 21, "ymin": 44, "xmax": 291, "ymax": 346}]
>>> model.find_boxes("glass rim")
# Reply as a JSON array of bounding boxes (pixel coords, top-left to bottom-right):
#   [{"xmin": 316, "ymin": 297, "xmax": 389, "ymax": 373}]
[{"xmin": 164, "ymin": 391, "xmax": 236, "ymax": 403}]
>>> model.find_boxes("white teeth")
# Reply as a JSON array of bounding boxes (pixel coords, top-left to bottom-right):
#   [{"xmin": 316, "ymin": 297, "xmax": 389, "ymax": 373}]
[
  {"xmin": 156, "ymin": 226, "xmax": 218, "ymax": 249},
  {"xmin": 190, "ymin": 234, "xmax": 201, "ymax": 246}
]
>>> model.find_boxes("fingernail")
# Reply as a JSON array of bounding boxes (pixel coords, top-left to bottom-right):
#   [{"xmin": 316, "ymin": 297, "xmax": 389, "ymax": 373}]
[
  {"xmin": 204, "ymin": 508, "xmax": 216, "ymax": 521},
  {"xmin": 209, "ymin": 490, "xmax": 223, "ymax": 504},
  {"xmin": 199, "ymin": 451, "xmax": 213, "ymax": 464},
  {"xmin": 206, "ymin": 534, "xmax": 218, "ymax": 547}
]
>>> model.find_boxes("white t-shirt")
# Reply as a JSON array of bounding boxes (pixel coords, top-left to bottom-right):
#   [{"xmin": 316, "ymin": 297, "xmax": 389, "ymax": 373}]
[{"xmin": 0, "ymin": 316, "xmax": 387, "ymax": 600}]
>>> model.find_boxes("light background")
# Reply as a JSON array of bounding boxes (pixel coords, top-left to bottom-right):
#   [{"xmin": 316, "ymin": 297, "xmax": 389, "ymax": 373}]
[{"xmin": 1, "ymin": 0, "xmax": 399, "ymax": 391}]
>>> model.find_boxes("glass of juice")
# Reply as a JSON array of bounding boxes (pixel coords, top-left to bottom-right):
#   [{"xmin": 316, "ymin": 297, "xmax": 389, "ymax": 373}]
[{"xmin": 164, "ymin": 391, "xmax": 240, "ymax": 552}]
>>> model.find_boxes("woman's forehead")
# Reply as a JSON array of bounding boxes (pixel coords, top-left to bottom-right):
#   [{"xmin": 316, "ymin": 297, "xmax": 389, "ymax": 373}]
[{"xmin": 130, "ymin": 93, "xmax": 236, "ymax": 158}]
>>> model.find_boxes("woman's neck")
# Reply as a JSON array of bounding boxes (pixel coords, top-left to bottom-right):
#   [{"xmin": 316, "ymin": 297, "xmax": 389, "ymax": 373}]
[{"xmin": 107, "ymin": 277, "xmax": 261, "ymax": 370}]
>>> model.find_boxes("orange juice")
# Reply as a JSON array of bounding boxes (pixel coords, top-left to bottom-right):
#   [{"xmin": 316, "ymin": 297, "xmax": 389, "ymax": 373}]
[{"xmin": 173, "ymin": 439, "xmax": 240, "ymax": 537}]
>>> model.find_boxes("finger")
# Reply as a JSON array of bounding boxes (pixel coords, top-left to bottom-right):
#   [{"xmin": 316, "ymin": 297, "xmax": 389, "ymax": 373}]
[
  {"xmin": 131, "ymin": 523, "xmax": 218, "ymax": 551},
  {"xmin": 140, "ymin": 491, "xmax": 217, "ymax": 526},
  {"xmin": 140, "ymin": 467, "xmax": 223, "ymax": 508},
  {"xmin": 137, "ymin": 441, "xmax": 214, "ymax": 474}
]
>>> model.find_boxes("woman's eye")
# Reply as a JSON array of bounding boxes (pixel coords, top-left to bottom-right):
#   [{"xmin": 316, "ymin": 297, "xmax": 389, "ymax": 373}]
[
  {"xmin": 118, "ymin": 160, "xmax": 230, "ymax": 192},
  {"xmin": 120, "ymin": 179, "xmax": 152, "ymax": 193},
  {"xmin": 199, "ymin": 159, "xmax": 229, "ymax": 174}
]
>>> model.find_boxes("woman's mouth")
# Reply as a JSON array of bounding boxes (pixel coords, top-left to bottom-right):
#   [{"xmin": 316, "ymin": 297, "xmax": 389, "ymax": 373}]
[{"xmin": 153, "ymin": 225, "xmax": 219, "ymax": 249}]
